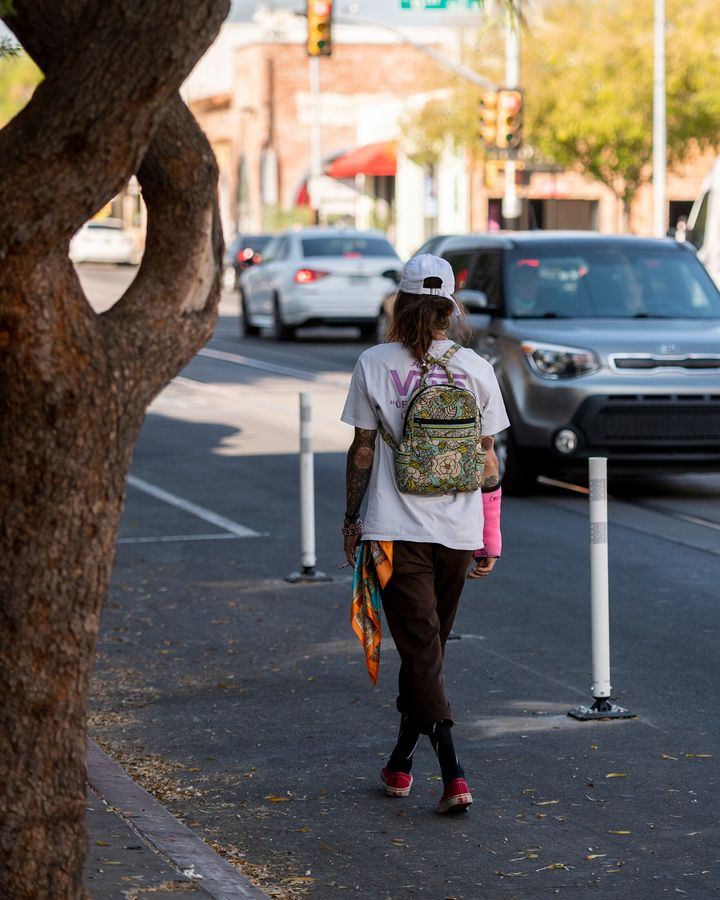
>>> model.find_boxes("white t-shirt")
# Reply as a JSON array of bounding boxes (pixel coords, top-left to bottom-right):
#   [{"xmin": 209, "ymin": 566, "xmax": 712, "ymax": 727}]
[{"xmin": 341, "ymin": 340, "xmax": 510, "ymax": 550}]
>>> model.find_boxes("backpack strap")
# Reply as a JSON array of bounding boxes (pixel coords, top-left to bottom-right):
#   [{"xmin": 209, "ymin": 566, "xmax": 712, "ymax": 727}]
[
  {"xmin": 377, "ymin": 418, "xmax": 397, "ymax": 450},
  {"xmin": 420, "ymin": 342, "xmax": 462, "ymax": 386}
]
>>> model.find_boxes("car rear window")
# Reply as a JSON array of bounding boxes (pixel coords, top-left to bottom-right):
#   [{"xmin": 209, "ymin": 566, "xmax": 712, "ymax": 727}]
[
  {"xmin": 505, "ymin": 246, "xmax": 720, "ymax": 318},
  {"xmin": 301, "ymin": 237, "xmax": 397, "ymax": 258}
]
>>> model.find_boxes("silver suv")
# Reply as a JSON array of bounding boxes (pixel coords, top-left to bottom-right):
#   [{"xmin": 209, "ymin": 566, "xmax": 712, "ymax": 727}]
[{"xmin": 384, "ymin": 232, "xmax": 720, "ymax": 493}]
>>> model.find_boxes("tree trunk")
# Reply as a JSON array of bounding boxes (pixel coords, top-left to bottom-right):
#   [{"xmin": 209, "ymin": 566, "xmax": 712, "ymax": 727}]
[{"xmin": 0, "ymin": 2, "xmax": 229, "ymax": 896}]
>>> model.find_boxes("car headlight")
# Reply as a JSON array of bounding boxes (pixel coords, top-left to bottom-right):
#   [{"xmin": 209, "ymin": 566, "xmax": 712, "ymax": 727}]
[{"xmin": 522, "ymin": 341, "xmax": 599, "ymax": 379}]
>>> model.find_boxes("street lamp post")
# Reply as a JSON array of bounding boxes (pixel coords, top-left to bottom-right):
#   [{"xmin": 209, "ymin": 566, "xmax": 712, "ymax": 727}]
[{"xmin": 653, "ymin": 0, "xmax": 667, "ymax": 237}]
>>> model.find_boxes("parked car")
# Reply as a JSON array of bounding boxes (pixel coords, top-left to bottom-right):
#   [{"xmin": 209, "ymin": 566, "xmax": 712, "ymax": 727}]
[
  {"xmin": 69, "ymin": 218, "xmax": 140, "ymax": 265},
  {"xmin": 239, "ymin": 227, "xmax": 402, "ymax": 340},
  {"xmin": 379, "ymin": 232, "xmax": 720, "ymax": 493},
  {"xmin": 224, "ymin": 233, "xmax": 273, "ymax": 290}
]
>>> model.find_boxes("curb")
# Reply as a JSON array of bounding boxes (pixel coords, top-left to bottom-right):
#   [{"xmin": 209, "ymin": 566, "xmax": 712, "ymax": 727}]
[{"xmin": 86, "ymin": 739, "xmax": 267, "ymax": 899}]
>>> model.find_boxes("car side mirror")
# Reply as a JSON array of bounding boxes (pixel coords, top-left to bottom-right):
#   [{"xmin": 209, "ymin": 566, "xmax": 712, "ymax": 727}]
[
  {"xmin": 382, "ymin": 268, "xmax": 402, "ymax": 284},
  {"xmin": 455, "ymin": 288, "xmax": 496, "ymax": 313}
]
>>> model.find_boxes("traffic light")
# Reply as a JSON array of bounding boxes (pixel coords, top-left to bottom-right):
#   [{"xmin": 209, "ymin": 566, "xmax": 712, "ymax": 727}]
[
  {"xmin": 496, "ymin": 89, "xmax": 523, "ymax": 149},
  {"xmin": 307, "ymin": 0, "xmax": 333, "ymax": 57},
  {"xmin": 478, "ymin": 90, "xmax": 498, "ymax": 149}
]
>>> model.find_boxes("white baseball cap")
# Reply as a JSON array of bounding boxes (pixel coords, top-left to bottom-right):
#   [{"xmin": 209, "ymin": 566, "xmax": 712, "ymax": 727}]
[{"xmin": 398, "ymin": 254, "xmax": 455, "ymax": 301}]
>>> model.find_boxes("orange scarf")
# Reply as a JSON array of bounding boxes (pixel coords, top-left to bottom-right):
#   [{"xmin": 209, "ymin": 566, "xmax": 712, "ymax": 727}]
[{"xmin": 350, "ymin": 541, "xmax": 393, "ymax": 686}]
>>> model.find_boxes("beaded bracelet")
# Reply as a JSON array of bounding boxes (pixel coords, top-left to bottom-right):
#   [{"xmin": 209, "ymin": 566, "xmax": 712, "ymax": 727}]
[{"xmin": 341, "ymin": 518, "xmax": 363, "ymax": 537}]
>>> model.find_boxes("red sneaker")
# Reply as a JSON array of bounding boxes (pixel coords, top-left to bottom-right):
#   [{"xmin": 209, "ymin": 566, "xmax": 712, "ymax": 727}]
[
  {"xmin": 380, "ymin": 768, "xmax": 413, "ymax": 798},
  {"xmin": 435, "ymin": 777, "xmax": 473, "ymax": 814}
]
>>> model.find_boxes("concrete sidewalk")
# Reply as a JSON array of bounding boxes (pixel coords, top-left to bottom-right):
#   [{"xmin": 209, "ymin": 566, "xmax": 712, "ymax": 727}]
[{"xmin": 85, "ymin": 739, "xmax": 267, "ymax": 899}]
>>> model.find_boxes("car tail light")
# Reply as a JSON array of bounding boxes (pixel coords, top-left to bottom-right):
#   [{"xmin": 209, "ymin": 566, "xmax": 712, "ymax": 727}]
[{"xmin": 295, "ymin": 268, "xmax": 329, "ymax": 284}]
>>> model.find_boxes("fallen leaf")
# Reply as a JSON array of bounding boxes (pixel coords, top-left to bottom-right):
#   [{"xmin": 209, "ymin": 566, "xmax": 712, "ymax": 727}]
[
  {"xmin": 533, "ymin": 800, "xmax": 560, "ymax": 806},
  {"xmin": 586, "ymin": 854, "xmax": 607, "ymax": 860},
  {"xmin": 608, "ymin": 830, "xmax": 631, "ymax": 835},
  {"xmin": 685, "ymin": 753, "xmax": 713, "ymax": 759},
  {"xmin": 605, "ymin": 773, "xmax": 628, "ymax": 778},
  {"xmin": 264, "ymin": 795, "xmax": 291, "ymax": 803},
  {"xmin": 537, "ymin": 863, "xmax": 571, "ymax": 871},
  {"xmin": 660, "ymin": 754, "xmax": 678, "ymax": 760},
  {"xmin": 296, "ymin": 826, "xmax": 311, "ymax": 833},
  {"xmin": 95, "ymin": 840, "xmax": 110, "ymax": 847}
]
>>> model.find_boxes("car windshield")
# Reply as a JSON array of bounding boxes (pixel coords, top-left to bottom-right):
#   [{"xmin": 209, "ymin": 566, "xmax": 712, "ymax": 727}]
[
  {"xmin": 504, "ymin": 246, "xmax": 720, "ymax": 319},
  {"xmin": 301, "ymin": 236, "xmax": 397, "ymax": 258}
]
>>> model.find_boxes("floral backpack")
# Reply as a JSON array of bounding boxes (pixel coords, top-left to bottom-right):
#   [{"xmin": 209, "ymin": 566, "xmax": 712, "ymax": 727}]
[{"xmin": 378, "ymin": 343, "xmax": 485, "ymax": 496}]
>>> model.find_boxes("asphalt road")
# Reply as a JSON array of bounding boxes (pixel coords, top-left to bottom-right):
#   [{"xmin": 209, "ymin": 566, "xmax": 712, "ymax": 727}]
[{"xmin": 80, "ymin": 265, "xmax": 720, "ymax": 899}]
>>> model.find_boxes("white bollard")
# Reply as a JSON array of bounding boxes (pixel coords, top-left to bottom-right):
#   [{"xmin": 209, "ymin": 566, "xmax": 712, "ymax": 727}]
[
  {"xmin": 285, "ymin": 392, "xmax": 330, "ymax": 583},
  {"xmin": 299, "ymin": 392, "xmax": 316, "ymax": 573},
  {"xmin": 568, "ymin": 457, "xmax": 634, "ymax": 720},
  {"xmin": 589, "ymin": 456, "xmax": 611, "ymax": 699}
]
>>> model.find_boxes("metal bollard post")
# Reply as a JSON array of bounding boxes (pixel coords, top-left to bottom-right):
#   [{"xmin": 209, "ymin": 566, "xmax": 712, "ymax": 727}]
[
  {"xmin": 285, "ymin": 393, "xmax": 331, "ymax": 584},
  {"xmin": 568, "ymin": 457, "xmax": 635, "ymax": 721}
]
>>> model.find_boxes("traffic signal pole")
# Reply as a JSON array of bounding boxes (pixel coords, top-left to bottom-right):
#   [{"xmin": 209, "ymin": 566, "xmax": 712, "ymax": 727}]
[
  {"xmin": 502, "ymin": 1, "xmax": 521, "ymax": 227},
  {"xmin": 306, "ymin": 1, "xmax": 333, "ymax": 224},
  {"xmin": 309, "ymin": 55, "xmax": 322, "ymax": 225}
]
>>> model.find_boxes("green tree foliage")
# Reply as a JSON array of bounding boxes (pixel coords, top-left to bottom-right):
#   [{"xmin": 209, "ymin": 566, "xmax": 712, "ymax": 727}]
[
  {"xmin": 403, "ymin": 0, "xmax": 720, "ymax": 222},
  {"xmin": 0, "ymin": 50, "xmax": 41, "ymax": 126},
  {"xmin": 524, "ymin": 0, "xmax": 720, "ymax": 217}
]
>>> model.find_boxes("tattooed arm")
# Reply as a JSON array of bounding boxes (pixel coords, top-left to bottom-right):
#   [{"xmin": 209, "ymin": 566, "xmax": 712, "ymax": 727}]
[
  {"xmin": 343, "ymin": 427, "xmax": 377, "ymax": 566},
  {"xmin": 480, "ymin": 435, "xmax": 500, "ymax": 492}
]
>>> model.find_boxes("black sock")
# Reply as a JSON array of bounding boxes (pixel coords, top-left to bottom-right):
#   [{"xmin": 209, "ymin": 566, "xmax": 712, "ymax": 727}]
[
  {"xmin": 429, "ymin": 720, "xmax": 464, "ymax": 785},
  {"xmin": 387, "ymin": 714, "xmax": 421, "ymax": 774}
]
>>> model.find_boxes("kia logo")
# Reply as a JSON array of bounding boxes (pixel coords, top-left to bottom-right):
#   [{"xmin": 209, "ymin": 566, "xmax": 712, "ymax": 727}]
[{"xmin": 656, "ymin": 343, "xmax": 679, "ymax": 354}]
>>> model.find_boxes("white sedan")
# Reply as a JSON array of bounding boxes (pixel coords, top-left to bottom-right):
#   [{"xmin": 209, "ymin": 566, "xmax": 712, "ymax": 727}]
[
  {"xmin": 70, "ymin": 218, "xmax": 140, "ymax": 265},
  {"xmin": 239, "ymin": 227, "xmax": 402, "ymax": 340}
]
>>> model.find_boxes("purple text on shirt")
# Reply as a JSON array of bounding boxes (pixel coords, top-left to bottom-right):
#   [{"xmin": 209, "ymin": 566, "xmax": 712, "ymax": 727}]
[{"xmin": 389, "ymin": 365, "xmax": 468, "ymax": 397}]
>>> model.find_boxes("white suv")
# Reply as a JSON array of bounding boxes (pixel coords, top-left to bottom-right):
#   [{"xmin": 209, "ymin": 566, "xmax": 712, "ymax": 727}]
[{"xmin": 239, "ymin": 227, "xmax": 401, "ymax": 340}]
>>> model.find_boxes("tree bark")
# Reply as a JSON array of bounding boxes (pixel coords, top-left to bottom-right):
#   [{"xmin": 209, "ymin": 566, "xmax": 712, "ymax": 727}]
[{"xmin": 0, "ymin": 2, "xmax": 229, "ymax": 896}]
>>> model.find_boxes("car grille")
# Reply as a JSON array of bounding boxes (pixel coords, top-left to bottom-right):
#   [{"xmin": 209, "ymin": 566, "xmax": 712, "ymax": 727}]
[
  {"xmin": 574, "ymin": 396, "xmax": 720, "ymax": 446},
  {"xmin": 612, "ymin": 354, "xmax": 720, "ymax": 370}
]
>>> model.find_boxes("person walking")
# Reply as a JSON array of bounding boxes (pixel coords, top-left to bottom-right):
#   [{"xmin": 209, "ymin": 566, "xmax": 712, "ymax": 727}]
[{"xmin": 341, "ymin": 254, "xmax": 509, "ymax": 814}]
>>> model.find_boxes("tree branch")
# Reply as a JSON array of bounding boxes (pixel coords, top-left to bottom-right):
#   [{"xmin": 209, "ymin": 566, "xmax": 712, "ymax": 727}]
[
  {"xmin": 101, "ymin": 95, "xmax": 223, "ymax": 400},
  {"xmin": 0, "ymin": 0, "xmax": 229, "ymax": 256}
]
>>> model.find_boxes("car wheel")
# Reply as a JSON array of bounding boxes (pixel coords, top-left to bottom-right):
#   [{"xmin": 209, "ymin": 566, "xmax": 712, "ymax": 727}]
[
  {"xmin": 494, "ymin": 429, "xmax": 538, "ymax": 495},
  {"xmin": 240, "ymin": 291, "xmax": 261, "ymax": 337},
  {"xmin": 273, "ymin": 295, "xmax": 296, "ymax": 341}
]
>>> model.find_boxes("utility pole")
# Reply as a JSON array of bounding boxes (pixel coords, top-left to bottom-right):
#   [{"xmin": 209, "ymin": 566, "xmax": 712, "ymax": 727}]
[
  {"xmin": 653, "ymin": 0, "xmax": 666, "ymax": 237},
  {"xmin": 502, "ymin": 0, "xmax": 521, "ymax": 228}
]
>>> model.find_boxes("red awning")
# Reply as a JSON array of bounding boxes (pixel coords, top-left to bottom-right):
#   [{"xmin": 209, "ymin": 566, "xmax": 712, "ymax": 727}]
[{"xmin": 326, "ymin": 141, "xmax": 397, "ymax": 179}]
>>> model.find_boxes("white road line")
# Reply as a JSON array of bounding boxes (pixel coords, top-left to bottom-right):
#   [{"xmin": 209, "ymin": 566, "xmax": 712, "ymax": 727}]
[
  {"xmin": 197, "ymin": 346, "xmax": 349, "ymax": 388},
  {"xmin": 118, "ymin": 533, "xmax": 243, "ymax": 545},
  {"xmin": 127, "ymin": 476, "xmax": 260, "ymax": 538},
  {"xmin": 666, "ymin": 511, "xmax": 720, "ymax": 531}
]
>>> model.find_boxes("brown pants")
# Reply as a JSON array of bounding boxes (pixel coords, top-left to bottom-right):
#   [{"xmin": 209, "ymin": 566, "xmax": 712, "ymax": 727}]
[{"xmin": 379, "ymin": 541, "xmax": 473, "ymax": 729}]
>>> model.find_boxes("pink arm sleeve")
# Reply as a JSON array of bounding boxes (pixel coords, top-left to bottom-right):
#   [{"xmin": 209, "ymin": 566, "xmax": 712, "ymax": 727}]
[{"xmin": 473, "ymin": 487, "xmax": 502, "ymax": 558}]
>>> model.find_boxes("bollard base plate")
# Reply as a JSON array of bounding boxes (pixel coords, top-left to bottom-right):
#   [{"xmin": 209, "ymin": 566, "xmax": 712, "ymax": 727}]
[
  {"xmin": 568, "ymin": 697, "xmax": 637, "ymax": 721},
  {"xmin": 285, "ymin": 568, "xmax": 332, "ymax": 584}
]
